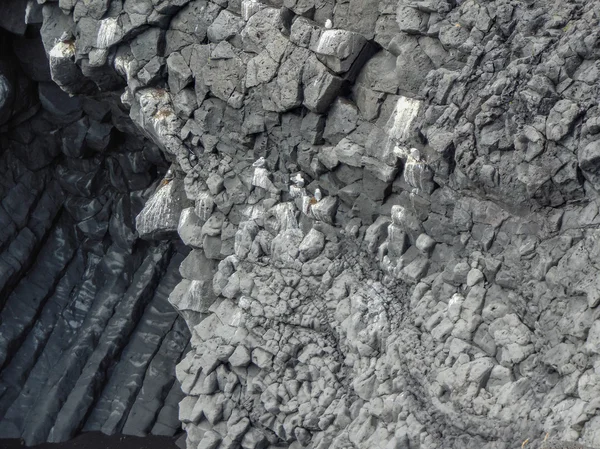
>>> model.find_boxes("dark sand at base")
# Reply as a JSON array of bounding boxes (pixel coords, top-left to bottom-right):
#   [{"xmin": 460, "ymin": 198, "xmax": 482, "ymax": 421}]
[{"xmin": 0, "ymin": 432, "xmax": 183, "ymax": 449}]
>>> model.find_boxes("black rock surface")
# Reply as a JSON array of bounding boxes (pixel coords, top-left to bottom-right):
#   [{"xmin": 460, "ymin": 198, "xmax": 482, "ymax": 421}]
[{"xmin": 0, "ymin": 22, "xmax": 189, "ymax": 446}]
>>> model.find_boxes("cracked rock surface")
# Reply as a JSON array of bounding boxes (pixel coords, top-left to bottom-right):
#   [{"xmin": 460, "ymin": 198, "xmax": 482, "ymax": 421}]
[
  {"xmin": 0, "ymin": 19, "xmax": 189, "ymax": 445},
  {"xmin": 4, "ymin": 0, "xmax": 600, "ymax": 448}
]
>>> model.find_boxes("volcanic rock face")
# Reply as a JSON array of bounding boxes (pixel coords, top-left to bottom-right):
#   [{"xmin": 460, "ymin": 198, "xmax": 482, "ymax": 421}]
[
  {"xmin": 0, "ymin": 20, "xmax": 189, "ymax": 445},
  {"xmin": 4, "ymin": 0, "xmax": 600, "ymax": 449}
]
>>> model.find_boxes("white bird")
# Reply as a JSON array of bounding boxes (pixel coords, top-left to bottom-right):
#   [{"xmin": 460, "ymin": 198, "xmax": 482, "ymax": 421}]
[
  {"xmin": 253, "ymin": 157, "xmax": 266, "ymax": 168},
  {"xmin": 291, "ymin": 173, "xmax": 305, "ymax": 187},
  {"xmin": 59, "ymin": 31, "xmax": 73, "ymax": 42},
  {"xmin": 324, "ymin": 19, "xmax": 333, "ymax": 29},
  {"xmin": 410, "ymin": 148, "xmax": 422, "ymax": 162},
  {"xmin": 160, "ymin": 168, "xmax": 175, "ymax": 187},
  {"xmin": 314, "ymin": 188, "xmax": 323, "ymax": 202}
]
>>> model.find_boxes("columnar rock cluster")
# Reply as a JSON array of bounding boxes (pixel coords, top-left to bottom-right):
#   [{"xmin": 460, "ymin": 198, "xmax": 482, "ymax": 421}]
[
  {"xmin": 0, "ymin": 12, "xmax": 189, "ymax": 445},
  {"xmin": 4, "ymin": 0, "xmax": 600, "ymax": 448}
]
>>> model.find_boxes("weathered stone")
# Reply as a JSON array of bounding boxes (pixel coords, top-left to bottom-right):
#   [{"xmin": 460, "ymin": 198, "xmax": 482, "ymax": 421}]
[
  {"xmin": 174, "ymin": 89, "xmax": 198, "ymax": 118},
  {"xmin": 578, "ymin": 140, "xmax": 600, "ymax": 189},
  {"xmin": 310, "ymin": 196, "xmax": 338, "ymax": 224},
  {"xmin": 301, "ymin": 112, "xmax": 326, "ymax": 144},
  {"xmin": 356, "ymin": 50, "xmax": 398, "ymax": 95},
  {"xmin": 546, "ymin": 100, "xmax": 580, "ymax": 141},
  {"xmin": 136, "ymin": 179, "xmax": 192, "ymax": 240},
  {"xmin": 394, "ymin": 36, "xmax": 435, "ymax": 97},
  {"xmin": 310, "ymin": 29, "xmax": 368, "ymax": 74},
  {"xmin": 86, "ymin": 120, "xmax": 112, "ymax": 151},
  {"xmin": 38, "ymin": 82, "xmax": 82, "ymax": 121},
  {"xmin": 323, "ymin": 98, "xmax": 359, "ymax": 144},
  {"xmin": 396, "ymin": 5, "xmax": 428, "ymax": 34},
  {"xmin": 415, "ymin": 233, "xmax": 436, "ymax": 254},
  {"xmin": 303, "ymin": 55, "xmax": 344, "ymax": 113},
  {"xmin": 178, "ymin": 208, "xmax": 204, "ymax": 248},
  {"xmin": 167, "ymin": 52, "xmax": 193, "ymax": 94},
  {"xmin": 299, "ymin": 228, "xmax": 326, "ymax": 262},
  {"xmin": 207, "ymin": 10, "xmax": 244, "ymax": 43},
  {"xmin": 9, "ymin": 2, "xmax": 600, "ymax": 449},
  {"xmin": 229, "ymin": 345, "xmax": 251, "ymax": 367}
]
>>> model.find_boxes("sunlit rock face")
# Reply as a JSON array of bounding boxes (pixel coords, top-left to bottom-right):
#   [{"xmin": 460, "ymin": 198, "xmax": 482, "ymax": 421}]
[{"xmin": 4, "ymin": 0, "xmax": 600, "ymax": 448}]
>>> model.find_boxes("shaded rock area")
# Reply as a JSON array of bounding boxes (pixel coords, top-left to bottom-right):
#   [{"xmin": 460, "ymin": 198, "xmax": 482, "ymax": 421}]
[
  {"xmin": 5, "ymin": 0, "xmax": 600, "ymax": 449},
  {"xmin": 0, "ymin": 21, "xmax": 189, "ymax": 447},
  {"xmin": 1, "ymin": 431, "xmax": 180, "ymax": 449}
]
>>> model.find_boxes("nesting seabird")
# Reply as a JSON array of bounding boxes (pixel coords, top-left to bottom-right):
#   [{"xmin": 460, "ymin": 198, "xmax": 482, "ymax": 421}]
[
  {"xmin": 160, "ymin": 167, "xmax": 174, "ymax": 187},
  {"xmin": 58, "ymin": 30, "xmax": 73, "ymax": 42},
  {"xmin": 410, "ymin": 148, "xmax": 422, "ymax": 162},
  {"xmin": 291, "ymin": 173, "xmax": 305, "ymax": 188},
  {"xmin": 314, "ymin": 188, "xmax": 323, "ymax": 202},
  {"xmin": 253, "ymin": 157, "xmax": 266, "ymax": 168}
]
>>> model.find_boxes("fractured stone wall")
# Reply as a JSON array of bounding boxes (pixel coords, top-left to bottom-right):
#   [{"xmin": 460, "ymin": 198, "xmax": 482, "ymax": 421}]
[{"xmin": 5, "ymin": 0, "xmax": 600, "ymax": 448}]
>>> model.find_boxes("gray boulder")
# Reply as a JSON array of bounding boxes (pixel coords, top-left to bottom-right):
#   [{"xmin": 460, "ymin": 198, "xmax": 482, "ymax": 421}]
[
  {"xmin": 310, "ymin": 28, "xmax": 368, "ymax": 74},
  {"xmin": 578, "ymin": 140, "xmax": 600, "ymax": 189},
  {"xmin": 207, "ymin": 10, "xmax": 244, "ymax": 43},
  {"xmin": 546, "ymin": 100, "xmax": 580, "ymax": 141},
  {"xmin": 136, "ymin": 179, "xmax": 192, "ymax": 240},
  {"xmin": 167, "ymin": 52, "xmax": 193, "ymax": 94}
]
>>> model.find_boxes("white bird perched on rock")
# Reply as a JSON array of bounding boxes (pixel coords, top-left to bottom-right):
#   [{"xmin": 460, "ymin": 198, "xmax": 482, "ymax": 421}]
[
  {"xmin": 324, "ymin": 19, "xmax": 333, "ymax": 29},
  {"xmin": 59, "ymin": 30, "xmax": 73, "ymax": 42},
  {"xmin": 314, "ymin": 188, "xmax": 323, "ymax": 202},
  {"xmin": 253, "ymin": 157, "xmax": 266, "ymax": 168},
  {"xmin": 410, "ymin": 148, "xmax": 422, "ymax": 162},
  {"xmin": 291, "ymin": 173, "xmax": 305, "ymax": 187},
  {"xmin": 160, "ymin": 168, "xmax": 175, "ymax": 187},
  {"xmin": 53, "ymin": 30, "xmax": 74, "ymax": 46}
]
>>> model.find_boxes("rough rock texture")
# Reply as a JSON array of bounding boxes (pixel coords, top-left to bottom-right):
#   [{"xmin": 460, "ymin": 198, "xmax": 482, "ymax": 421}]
[
  {"xmin": 5, "ymin": 0, "xmax": 600, "ymax": 449},
  {"xmin": 0, "ymin": 22, "xmax": 189, "ymax": 445}
]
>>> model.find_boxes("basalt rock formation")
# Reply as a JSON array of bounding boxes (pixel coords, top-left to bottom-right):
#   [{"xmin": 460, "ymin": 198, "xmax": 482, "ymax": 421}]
[
  {"xmin": 0, "ymin": 10, "xmax": 189, "ymax": 444},
  {"xmin": 2, "ymin": 0, "xmax": 600, "ymax": 449}
]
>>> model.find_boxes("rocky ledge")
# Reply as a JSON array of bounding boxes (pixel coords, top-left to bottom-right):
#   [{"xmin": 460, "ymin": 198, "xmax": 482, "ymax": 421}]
[{"xmin": 3, "ymin": 0, "xmax": 600, "ymax": 448}]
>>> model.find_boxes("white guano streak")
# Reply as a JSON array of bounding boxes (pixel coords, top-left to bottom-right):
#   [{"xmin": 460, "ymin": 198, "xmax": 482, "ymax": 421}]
[
  {"xmin": 241, "ymin": 0, "xmax": 261, "ymax": 21},
  {"xmin": 97, "ymin": 17, "xmax": 120, "ymax": 49},
  {"xmin": 388, "ymin": 96, "xmax": 422, "ymax": 143}
]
